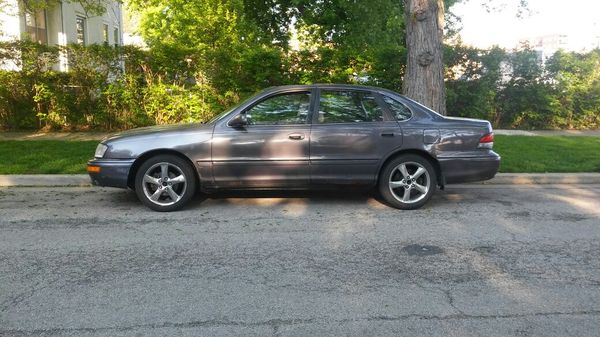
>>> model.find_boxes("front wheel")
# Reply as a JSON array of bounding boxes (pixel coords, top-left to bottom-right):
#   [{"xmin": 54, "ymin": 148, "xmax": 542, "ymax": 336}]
[
  {"xmin": 134, "ymin": 154, "xmax": 197, "ymax": 212},
  {"xmin": 378, "ymin": 154, "xmax": 437, "ymax": 210}
]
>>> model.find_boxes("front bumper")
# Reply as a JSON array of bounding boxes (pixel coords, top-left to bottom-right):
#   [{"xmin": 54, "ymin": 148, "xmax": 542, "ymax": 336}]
[
  {"xmin": 438, "ymin": 151, "xmax": 501, "ymax": 184},
  {"xmin": 87, "ymin": 159, "xmax": 135, "ymax": 188}
]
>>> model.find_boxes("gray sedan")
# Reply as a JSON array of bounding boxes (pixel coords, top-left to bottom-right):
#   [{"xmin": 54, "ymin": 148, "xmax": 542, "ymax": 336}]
[{"xmin": 88, "ymin": 84, "xmax": 500, "ymax": 211}]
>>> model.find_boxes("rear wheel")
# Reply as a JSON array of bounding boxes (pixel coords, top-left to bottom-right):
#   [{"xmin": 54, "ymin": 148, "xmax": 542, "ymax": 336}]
[
  {"xmin": 134, "ymin": 154, "xmax": 197, "ymax": 212},
  {"xmin": 378, "ymin": 154, "xmax": 437, "ymax": 210}
]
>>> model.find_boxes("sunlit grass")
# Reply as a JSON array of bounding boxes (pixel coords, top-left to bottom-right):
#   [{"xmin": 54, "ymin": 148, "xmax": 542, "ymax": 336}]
[
  {"xmin": 494, "ymin": 135, "xmax": 600, "ymax": 173},
  {"xmin": 0, "ymin": 140, "xmax": 97, "ymax": 174}
]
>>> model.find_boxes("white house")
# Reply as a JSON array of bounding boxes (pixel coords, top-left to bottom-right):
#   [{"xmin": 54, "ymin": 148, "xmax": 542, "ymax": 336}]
[{"xmin": 0, "ymin": 0, "xmax": 123, "ymax": 71}]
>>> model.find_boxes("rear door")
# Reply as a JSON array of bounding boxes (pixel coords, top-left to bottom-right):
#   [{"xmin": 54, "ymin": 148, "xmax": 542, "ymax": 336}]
[{"xmin": 309, "ymin": 88, "xmax": 404, "ymax": 186}]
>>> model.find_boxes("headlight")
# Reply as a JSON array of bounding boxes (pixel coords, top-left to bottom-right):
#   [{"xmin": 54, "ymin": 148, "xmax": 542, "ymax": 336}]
[{"xmin": 94, "ymin": 143, "xmax": 108, "ymax": 158}]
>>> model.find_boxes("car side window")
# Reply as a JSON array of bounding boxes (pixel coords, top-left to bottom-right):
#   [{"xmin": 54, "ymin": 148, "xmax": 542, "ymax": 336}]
[
  {"xmin": 245, "ymin": 92, "xmax": 310, "ymax": 125},
  {"xmin": 383, "ymin": 96, "xmax": 413, "ymax": 121},
  {"xmin": 318, "ymin": 90, "xmax": 384, "ymax": 123}
]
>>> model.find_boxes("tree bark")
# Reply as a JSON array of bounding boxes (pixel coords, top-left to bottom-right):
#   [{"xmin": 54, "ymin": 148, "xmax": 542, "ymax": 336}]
[{"xmin": 403, "ymin": 0, "xmax": 446, "ymax": 115}]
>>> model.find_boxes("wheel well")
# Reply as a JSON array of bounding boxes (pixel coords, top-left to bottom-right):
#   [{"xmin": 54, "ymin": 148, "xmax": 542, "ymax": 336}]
[
  {"xmin": 127, "ymin": 149, "xmax": 198, "ymax": 190},
  {"xmin": 378, "ymin": 149, "xmax": 444, "ymax": 187}
]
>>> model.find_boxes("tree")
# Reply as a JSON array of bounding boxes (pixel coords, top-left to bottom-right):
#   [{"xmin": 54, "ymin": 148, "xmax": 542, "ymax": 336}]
[
  {"xmin": 402, "ymin": 0, "xmax": 528, "ymax": 115},
  {"xmin": 545, "ymin": 49, "xmax": 600, "ymax": 128},
  {"xmin": 287, "ymin": 0, "xmax": 405, "ymax": 88},
  {"xmin": 403, "ymin": 0, "xmax": 446, "ymax": 114},
  {"xmin": 445, "ymin": 44, "xmax": 506, "ymax": 122}
]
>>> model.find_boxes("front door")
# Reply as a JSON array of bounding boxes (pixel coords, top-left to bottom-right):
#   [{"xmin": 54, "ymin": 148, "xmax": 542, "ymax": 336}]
[
  {"xmin": 211, "ymin": 91, "xmax": 313, "ymax": 188},
  {"xmin": 309, "ymin": 89, "xmax": 403, "ymax": 185}
]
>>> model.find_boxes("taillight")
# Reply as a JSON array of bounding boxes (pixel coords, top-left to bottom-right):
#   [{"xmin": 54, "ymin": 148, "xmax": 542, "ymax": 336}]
[{"xmin": 478, "ymin": 133, "xmax": 494, "ymax": 149}]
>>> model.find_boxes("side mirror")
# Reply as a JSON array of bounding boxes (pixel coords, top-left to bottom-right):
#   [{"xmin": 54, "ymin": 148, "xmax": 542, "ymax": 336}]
[{"xmin": 228, "ymin": 113, "xmax": 248, "ymax": 128}]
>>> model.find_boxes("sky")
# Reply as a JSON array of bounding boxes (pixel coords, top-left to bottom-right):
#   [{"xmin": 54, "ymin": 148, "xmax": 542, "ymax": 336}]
[{"xmin": 450, "ymin": 0, "xmax": 600, "ymax": 51}]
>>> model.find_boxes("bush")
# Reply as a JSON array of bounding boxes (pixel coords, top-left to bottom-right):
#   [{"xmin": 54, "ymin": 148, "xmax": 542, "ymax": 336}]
[
  {"xmin": 445, "ymin": 45, "xmax": 600, "ymax": 129},
  {"xmin": 0, "ymin": 40, "xmax": 233, "ymax": 131},
  {"xmin": 0, "ymin": 71, "xmax": 36, "ymax": 129}
]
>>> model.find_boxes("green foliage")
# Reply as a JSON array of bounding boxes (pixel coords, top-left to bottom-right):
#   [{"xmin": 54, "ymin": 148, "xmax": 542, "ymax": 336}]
[
  {"xmin": 497, "ymin": 46, "xmax": 556, "ymax": 129},
  {"xmin": 18, "ymin": 0, "xmax": 110, "ymax": 16},
  {"xmin": 127, "ymin": 0, "xmax": 407, "ymax": 93},
  {"xmin": 0, "ymin": 40, "xmax": 58, "ymax": 129},
  {"xmin": 288, "ymin": 0, "xmax": 406, "ymax": 90},
  {"xmin": 102, "ymin": 73, "xmax": 149, "ymax": 129},
  {"xmin": 445, "ymin": 45, "xmax": 506, "ymax": 121},
  {"xmin": 0, "ymin": 71, "xmax": 36, "ymax": 128},
  {"xmin": 141, "ymin": 83, "xmax": 217, "ymax": 125},
  {"xmin": 545, "ymin": 50, "xmax": 600, "ymax": 129},
  {"xmin": 295, "ymin": 0, "xmax": 404, "ymax": 49},
  {"xmin": 445, "ymin": 43, "xmax": 600, "ymax": 129},
  {"xmin": 0, "ymin": 41, "xmax": 232, "ymax": 131},
  {"xmin": 129, "ymin": 0, "xmax": 277, "ymax": 96}
]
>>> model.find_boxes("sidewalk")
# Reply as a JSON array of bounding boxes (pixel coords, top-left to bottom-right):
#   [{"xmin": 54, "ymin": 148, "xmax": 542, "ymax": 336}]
[
  {"xmin": 1, "ymin": 129, "xmax": 600, "ymax": 141},
  {"xmin": 2, "ymin": 173, "xmax": 600, "ymax": 187}
]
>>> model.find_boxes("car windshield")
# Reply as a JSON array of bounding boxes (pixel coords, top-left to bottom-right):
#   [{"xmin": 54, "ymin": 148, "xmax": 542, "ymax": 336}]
[
  {"xmin": 207, "ymin": 105, "xmax": 237, "ymax": 124},
  {"xmin": 207, "ymin": 90, "xmax": 268, "ymax": 123}
]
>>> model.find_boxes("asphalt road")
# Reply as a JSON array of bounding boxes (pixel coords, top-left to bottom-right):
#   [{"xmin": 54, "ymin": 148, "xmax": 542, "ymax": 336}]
[{"xmin": 1, "ymin": 185, "xmax": 600, "ymax": 337}]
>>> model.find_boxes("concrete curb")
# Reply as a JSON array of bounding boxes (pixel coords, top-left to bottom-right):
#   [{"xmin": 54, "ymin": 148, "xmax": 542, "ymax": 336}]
[
  {"xmin": 0, "ymin": 175, "xmax": 91, "ymax": 187},
  {"xmin": 1, "ymin": 173, "xmax": 600, "ymax": 187},
  {"xmin": 470, "ymin": 173, "xmax": 600, "ymax": 185}
]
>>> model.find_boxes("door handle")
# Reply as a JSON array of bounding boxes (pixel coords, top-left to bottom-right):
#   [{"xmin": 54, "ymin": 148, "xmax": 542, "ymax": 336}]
[
  {"xmin": 380, "ymin": 132, "xmax": 395, "ymax": 137},
  {"xmin": 288, "ymin": 133, "xmax": 305, "ymax": 140}
]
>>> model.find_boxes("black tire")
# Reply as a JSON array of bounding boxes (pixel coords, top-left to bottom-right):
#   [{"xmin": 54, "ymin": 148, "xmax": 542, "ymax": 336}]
[
  {"xmin": 134, "ymin": 154, "xmax": 197, "ymax": 212},
  {"xmin": 378, "ymin": 154, "xmax": 437, "ymax": 210}
]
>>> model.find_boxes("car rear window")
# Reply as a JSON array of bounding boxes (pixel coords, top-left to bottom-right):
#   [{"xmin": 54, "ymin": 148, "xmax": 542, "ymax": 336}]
[{"xmin": 383, "ymin": 96, "xmax": 413, "ymax": 121}]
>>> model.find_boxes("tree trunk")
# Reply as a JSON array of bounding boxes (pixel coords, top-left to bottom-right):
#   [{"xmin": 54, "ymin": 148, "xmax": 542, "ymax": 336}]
[{"xmin": 403, "ymin": 0, "xmax": 446, "ymax": 115}]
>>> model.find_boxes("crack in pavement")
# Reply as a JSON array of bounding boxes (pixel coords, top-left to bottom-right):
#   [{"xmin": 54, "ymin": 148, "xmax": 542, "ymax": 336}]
[{"xmin": 2, "ymin": 310, "xmax": 600, "ymax": 335}]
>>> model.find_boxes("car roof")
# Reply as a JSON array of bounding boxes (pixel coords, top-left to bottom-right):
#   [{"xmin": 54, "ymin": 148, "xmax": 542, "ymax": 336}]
[{"xmin": 263, "ymin": 84, "xmax": 404, "ymax": 97}]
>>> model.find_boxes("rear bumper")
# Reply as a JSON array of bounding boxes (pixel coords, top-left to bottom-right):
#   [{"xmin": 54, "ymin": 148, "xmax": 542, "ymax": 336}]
[
  {"xmin": 87, "ymin": 159, "xmax": 135, "ymax": 189},
  {"xmin": 439, "ymin": 152, "xmax": 501, "ymax": 184}
]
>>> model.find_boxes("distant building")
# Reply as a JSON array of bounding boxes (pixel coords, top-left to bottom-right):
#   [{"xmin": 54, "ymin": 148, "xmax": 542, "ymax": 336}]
[
  {"xmin": 521, "ymin": 34, "xmax": 568, "ymax": 62},
  {"xmin": 0, "ymin": 0, "xmax": 123, "ymax": 71}
]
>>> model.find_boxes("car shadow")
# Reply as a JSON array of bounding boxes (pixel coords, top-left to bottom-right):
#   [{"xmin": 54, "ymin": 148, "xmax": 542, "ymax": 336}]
[
  {"xmin": 105, "ymin": 185, "xmax": 463, "ymax": 212},
  {"xmin": 199, "ymin": 188, "xmax": 374, "ymax": 202}
]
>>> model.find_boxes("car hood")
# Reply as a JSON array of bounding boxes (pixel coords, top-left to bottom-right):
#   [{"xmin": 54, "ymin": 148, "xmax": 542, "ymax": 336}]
[{"xmin": 102, "ymin": 122, "xmax": 213, "ymax": 143}]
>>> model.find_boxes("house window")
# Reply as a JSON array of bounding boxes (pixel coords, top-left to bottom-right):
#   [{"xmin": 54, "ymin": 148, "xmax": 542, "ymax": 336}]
[
  {"xmin": 113, "ymin": 27, "xmax": 119, "ymax": 46},
  {"xmin": 25, "ymin": 10, "xmax": 47, "ymax": 44},
  {"xmin": 76, "ymin": 16, "xmax": 86, "ymax": 45},
  {"xmin": 103, "ymin": 24, "xmax": 109, "ymax": 45}
]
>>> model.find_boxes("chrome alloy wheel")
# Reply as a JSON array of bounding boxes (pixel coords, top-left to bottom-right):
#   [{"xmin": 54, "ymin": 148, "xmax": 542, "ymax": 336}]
[
  {"xmin": 142, "ymin": 162, "xmax": 187, "ymax": 206},
  {"xmin": 388, "ymin": 161, "xmax": 431, "ymax": 204}
]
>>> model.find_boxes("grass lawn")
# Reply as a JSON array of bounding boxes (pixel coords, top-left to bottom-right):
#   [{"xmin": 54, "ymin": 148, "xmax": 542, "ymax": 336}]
[
  {"xmin": 494, "ymin": 135, "xmax": 600, "ymax": 173},
  {"xmin": 0, "ymin": 140, "xmax": 97, "ymax": 174},
  {"xmin": 0, "ymin": 135, "xmax": 599, "ymax": 174}
]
